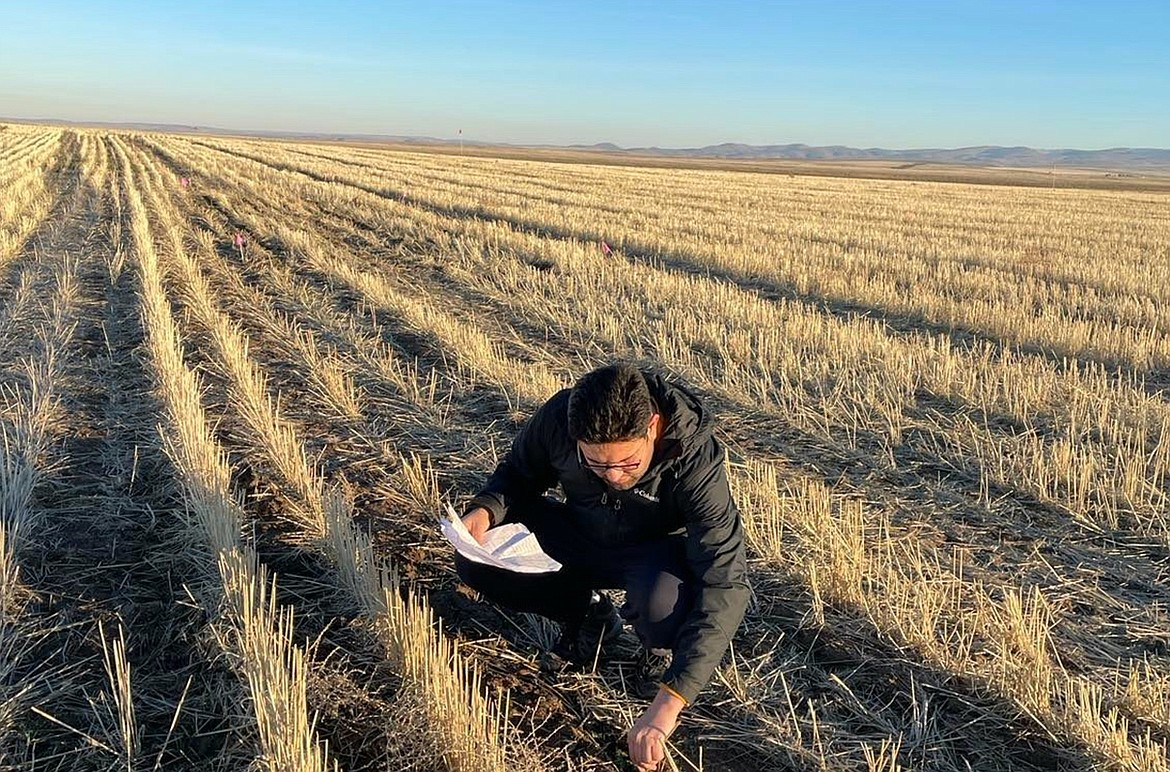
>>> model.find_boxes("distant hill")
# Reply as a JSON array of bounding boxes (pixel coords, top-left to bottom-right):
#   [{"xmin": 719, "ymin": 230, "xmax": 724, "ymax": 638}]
[
  {"xmin": 5, "ymin": 116, "xmax": 1168, "ymax": 170},
  {"xmin": 571, "ymin": 142, "xmax": 1170, "ymax": 169}
]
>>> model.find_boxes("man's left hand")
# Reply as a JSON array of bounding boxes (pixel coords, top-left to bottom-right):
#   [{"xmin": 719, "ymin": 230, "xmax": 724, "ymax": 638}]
[
  {"xmin": 627, "ymin": 718, "xmax": 670, "ymax": 770},
  {"xmin": 627, "ymin": 688, "xmax": 684, "ymax": 770}
]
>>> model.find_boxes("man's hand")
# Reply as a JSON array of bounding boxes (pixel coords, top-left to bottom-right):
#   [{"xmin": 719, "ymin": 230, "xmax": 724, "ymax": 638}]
[
  {"xmin": 461, "ymin": 507, "xmax": 492, "ymax": 544},
  {"xmin": 627, "ymin": 687, "xmax": 685, "ymax": 770}
]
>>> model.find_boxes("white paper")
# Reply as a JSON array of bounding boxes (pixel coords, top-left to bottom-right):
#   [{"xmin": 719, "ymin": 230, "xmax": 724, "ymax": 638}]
[{"xmin": 440, "ymin": 503, "xmax": 562, "ymax": 574}]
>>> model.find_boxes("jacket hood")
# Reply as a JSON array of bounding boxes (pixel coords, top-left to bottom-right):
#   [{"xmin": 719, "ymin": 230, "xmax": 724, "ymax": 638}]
[{"xmin": 645, "ymin": 371, "xmax": 713, "ymax": 471}]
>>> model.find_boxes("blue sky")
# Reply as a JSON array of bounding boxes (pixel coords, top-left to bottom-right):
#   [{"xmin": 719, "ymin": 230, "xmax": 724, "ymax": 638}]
[{"xmin": 1, "ymin": 1, "xmax": 1166, "ymax": 149}]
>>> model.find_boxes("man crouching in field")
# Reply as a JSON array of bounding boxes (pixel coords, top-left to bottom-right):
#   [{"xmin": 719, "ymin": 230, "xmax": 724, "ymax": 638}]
[{"xmin": 457, "ymin": 362, "xmax": 750, "ymax": 770}]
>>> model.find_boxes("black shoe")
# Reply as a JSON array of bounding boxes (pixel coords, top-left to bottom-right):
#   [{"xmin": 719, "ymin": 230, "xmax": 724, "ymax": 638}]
[
  {"xmin": 632, "ymin": 647, "xmax": 673, "ymax": 700},
  {"xmin": 552, "ymin": 592, "xmax": 623, "ymax": 666}
]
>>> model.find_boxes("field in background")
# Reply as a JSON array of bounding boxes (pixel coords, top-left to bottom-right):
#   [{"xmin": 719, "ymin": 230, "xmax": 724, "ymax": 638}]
[
  {"xmin": 320, "ymin": 140, "xmax": 1170, "ymax": 193},
  {"xmin": 1, "ymin": 122, "xmax": 1168, "ymax": 771}
]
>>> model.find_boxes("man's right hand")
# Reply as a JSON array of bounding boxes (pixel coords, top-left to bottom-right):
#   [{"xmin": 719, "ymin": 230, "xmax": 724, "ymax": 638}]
[{"xmin": 461, "ymin": 507, "xmax": 492, "ymax": 544}]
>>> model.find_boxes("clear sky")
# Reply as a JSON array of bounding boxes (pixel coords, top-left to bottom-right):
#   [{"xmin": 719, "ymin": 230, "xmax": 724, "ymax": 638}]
[{"xmin": 1, "ymin": 1, "xmax": 1166, "ymax": 149}]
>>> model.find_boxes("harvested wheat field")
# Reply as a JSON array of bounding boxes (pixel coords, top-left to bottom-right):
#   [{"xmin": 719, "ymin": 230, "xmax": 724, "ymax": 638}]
[{"xmin": 1, "ymin": 122, "xmax": 1168, "ymax": 771}]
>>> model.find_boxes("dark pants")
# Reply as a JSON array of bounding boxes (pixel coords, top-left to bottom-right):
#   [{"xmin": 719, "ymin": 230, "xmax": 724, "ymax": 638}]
[{"xmin": 455, "ymin": 498, "xmax": 696, "ymax": 650}]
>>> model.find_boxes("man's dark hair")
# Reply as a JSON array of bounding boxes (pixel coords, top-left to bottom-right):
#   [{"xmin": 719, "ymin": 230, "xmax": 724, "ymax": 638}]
[{"xmin": 568, "ymin": 363, "xmax": 653, "ymax": 443}]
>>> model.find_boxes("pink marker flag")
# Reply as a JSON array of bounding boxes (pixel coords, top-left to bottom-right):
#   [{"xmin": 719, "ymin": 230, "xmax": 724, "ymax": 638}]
[
  {"xmin": 233, "ymin": 233, "xmax": 246, "ymax": 249},
  {"xmin": 180, "ymin": 176, "xmax": 190, "ymax": 188},
  {"xmin": 600, "ymin": 240, "xmax": 613, "ymax": 256}
]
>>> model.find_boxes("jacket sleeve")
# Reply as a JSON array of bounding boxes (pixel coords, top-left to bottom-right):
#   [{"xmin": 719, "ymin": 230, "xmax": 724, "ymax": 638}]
[
  {"xmin": 662, "ymin": 439, "xmax": 751, "ymax": 704},
  {"xmin": 466, "ymin": 391, "xmax": 567, "ymax": 525}
]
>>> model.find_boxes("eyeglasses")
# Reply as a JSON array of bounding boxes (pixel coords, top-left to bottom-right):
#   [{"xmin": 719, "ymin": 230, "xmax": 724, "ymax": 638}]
[
  {"xmin": 577, "ymin": 433, "xmax": 651, "ymax": 473},
  {"xmin": 578, "ymin": 447, "xmax": 642, "ymax": 473}
]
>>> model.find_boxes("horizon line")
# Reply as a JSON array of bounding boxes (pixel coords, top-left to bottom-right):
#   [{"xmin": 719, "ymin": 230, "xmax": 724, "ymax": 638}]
[{"xmin": 3, "ymin": 115, "xmax": 1168, "ymax": 155}]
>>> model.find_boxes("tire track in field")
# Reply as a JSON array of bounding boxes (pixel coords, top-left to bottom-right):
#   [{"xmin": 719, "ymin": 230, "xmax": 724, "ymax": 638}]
[{"xmin": 0, "ymin": 133, "xmax": 113, "ymax": 768}]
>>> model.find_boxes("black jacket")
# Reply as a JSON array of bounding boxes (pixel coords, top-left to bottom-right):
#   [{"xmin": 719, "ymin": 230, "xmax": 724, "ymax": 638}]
[{"xmin": 468, "ymin": 373, "xmax": 750, "ymax": 703}]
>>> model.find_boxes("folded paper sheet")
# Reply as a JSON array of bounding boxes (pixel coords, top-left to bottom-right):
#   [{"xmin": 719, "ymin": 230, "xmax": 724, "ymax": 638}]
[{"xmin": 440, "ymin": 503, "xmax": 563, "ymax": 574}]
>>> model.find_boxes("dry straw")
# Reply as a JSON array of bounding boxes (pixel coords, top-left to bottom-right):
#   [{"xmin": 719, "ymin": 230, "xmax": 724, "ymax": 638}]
[
  {"xmin": 0, "ymin": 128, "xmax": 61, "ymax": 268},
  {"xmin": 139, "ymin": 130, "xmax": 1170, "ymax": 769},
  {"xmin": 115, "ymin": 136, "xmax": 336, "ymax": 772},
  {"xmin": 133, "ymin": 136, "xmax": 521, "ymax": 771}
]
